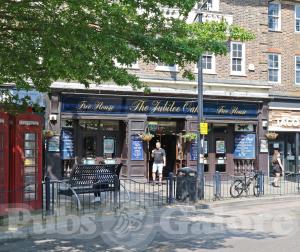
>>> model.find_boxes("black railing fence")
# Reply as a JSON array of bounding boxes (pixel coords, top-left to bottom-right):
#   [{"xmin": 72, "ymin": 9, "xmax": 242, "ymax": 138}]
[{"xmin": 0, "ymin": 171, "xmax": 300, "ymax": 223}]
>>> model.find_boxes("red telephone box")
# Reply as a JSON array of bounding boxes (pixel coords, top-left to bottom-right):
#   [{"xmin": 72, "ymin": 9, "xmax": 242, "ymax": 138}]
[
  {"xmin": 0, "ymin": 112, "xmax": 9, "ymax": 215},
  {"xmin": 10, "ymin": 112, "xmax": 43, "ymax": 210}
]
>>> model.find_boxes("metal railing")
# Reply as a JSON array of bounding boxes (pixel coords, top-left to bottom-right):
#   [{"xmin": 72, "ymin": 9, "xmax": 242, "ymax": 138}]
[{"xmin": 0, "ymin": 171, "xmax": 300, "ymax": 224}]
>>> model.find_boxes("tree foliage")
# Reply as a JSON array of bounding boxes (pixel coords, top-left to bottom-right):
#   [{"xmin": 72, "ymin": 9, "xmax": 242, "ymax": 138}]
[{"xmin": 0, "ymin": 0, "xmax": 254, "ymax": 92}]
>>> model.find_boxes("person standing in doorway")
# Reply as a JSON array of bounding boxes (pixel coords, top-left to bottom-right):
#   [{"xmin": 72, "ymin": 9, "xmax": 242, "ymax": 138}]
[
  {"xmin": 272, "ymin": 148, "xmax": 284, "ymax": 187},
  {"xmin": 151, "ymin": 142, "xmax": 166, "ymax": 185}
]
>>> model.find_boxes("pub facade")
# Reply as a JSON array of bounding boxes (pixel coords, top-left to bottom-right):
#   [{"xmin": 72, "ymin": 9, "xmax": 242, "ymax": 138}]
[{"xmin": 45, "ymin": 85, "xmax": 270, "ymax": 180}]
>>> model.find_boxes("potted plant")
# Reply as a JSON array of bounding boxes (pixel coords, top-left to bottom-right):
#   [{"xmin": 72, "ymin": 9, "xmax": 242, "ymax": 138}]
[
  {"xmin": 182, "ymin": 132, "xmax": 197, "ymax": 142},
  {"xmin": 265, "ymin": 132, "xmax": 278, "ymax": 140}
]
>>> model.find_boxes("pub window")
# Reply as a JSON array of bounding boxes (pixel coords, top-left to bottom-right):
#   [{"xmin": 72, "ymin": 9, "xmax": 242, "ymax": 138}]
[
  {"xmin": 103, "ymin": 137, "xmax": 116, "ymax": 158},
  {"xmin": 296, "ymin": 5, "xmax": 300, "ymax": 32},
  {"xmin": 83, "ymin": 136, "xmax": 96, "ymax": 158},
  {"xmin": 268, "ymin": 3, "xmax": 281, "ymax": 31},
  {"xmin": 296, "ymin": 56, "xmax": 300, "ymax": 85},
  {"xmin": 79, "ymin": 120, "xmax": 119, "ymax": 131},
  {"xmin": 268, "ymin": 53, "xmax": 281, "ymax": 83},
  {"xmin": 230, "ymin": 42, "xmax": 245, "ymax": 75}
]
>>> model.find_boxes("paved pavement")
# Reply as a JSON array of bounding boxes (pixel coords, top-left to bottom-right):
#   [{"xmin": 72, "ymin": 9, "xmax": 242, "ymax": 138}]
[{"xmin": 1, "ymin": 197, "xmax": 300, "ymax": 251}]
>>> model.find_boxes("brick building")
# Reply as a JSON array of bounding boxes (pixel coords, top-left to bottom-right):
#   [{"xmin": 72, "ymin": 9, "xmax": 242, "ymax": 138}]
[
  {"xmin": 46, "ymin": 1, "xmax": 299, "ymax": 179},
  {"xmin": 263, "ymin": 0, "xmax": 300, "ymax": 175}
]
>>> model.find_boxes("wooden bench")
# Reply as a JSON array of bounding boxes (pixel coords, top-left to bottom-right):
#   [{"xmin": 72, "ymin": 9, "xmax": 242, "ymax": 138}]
[{"xmin": 59, "ymin": 164, "xmax": 122, "ymax": 209}]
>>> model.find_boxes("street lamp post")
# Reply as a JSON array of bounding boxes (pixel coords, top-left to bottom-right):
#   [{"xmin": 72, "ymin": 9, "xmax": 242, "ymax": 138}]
[{"xmin": 196, "ymin": 2, "xmax": 208, "ymax": 201}]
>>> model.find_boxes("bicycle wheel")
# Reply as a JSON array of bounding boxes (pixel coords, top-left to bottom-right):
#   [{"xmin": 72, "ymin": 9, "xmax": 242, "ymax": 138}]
[
  {"xmin": 253, "ymin": 178, "xmax": 261, "ymax": 197},
  {"xmin": 230, "ymin": 179, "xmax": 244, "ymax": 198}
]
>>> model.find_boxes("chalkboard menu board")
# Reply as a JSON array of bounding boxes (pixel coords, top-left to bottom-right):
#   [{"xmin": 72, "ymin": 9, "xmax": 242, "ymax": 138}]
[
  {"xmin": 233, "ymin": 134, "xmax": 256, "ymax": 159},
  {"xmin": 131, "ymin": 135, "xmax": 144, "ymax": 161},
  {"xmin": 61, "ymin": 128, "xmax": 74, "ymax": 160},
  {"xmin": 190, "ymin": 140, "xmax": 198, "ymax": 161},
  {"xmin": 191, "ymin": 140, "xmax": 207, "ymax": 161}
]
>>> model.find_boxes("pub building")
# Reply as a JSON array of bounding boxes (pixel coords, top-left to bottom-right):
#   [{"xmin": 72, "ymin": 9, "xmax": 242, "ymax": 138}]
[
  {"xmin": 45, "ymin": 89, "xmax": 269, "ymax": 180},
  {"xmin": 267, "ymin": 101, "xmax": 300, "ymax": 176}
]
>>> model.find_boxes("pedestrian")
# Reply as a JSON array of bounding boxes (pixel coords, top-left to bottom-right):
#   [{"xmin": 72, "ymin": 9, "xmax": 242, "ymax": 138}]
[
  {"xmin": 271, "ymin": 148, "xmax": 284, "ymax": 187},
  {"xmin": 151, "ymin": 141, "xmax": 166, "ymax": 185}
]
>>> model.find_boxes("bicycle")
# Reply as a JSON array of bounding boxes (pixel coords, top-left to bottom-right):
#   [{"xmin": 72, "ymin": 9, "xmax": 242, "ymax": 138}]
[{"xmin": 230, "ymin": 170, "xmax": 261, "ymax": 198}]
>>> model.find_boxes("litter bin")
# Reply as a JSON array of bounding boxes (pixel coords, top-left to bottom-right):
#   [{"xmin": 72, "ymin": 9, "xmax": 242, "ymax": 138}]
[{"xmin": 176, "ymin": 167, "xmax": 199, "ymax": 202}]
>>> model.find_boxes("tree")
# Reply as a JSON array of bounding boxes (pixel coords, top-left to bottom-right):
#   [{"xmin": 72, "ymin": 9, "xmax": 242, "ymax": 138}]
[{"xmin": 0, "ymin": 0, "xmax": 254, "ymax": 92}]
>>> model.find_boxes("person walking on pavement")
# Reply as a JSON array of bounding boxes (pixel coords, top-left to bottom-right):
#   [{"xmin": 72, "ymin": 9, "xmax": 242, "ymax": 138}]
[
  {"xmin": 151, "ymin": 141, "xmax": 166, "ymax": 185},
  {"xmin": 272, "ymin": 148, "xmax": 284, "ymax": 187}
]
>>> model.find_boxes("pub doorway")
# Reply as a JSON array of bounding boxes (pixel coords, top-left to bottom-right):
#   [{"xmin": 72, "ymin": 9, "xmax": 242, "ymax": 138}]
[
  {"xmin": 147, "ymin": 120, "xmax": 184, "ymax": 181},
  {"xmin": 149, "ymin": 134, "xmax": 177, "ymax": 180}
]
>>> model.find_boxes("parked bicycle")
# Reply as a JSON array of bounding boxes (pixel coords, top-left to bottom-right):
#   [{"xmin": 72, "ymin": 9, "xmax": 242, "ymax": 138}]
[{"xmin": 230, "ymin": 170, "xmax": 261, "ymax": 198}]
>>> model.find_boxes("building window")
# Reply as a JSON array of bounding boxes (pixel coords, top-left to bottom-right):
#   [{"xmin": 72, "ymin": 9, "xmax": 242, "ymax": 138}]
[
  {"xmin": 195, "ymin": 53, "xmax": 216, "ymax": 74},
  {"xmin": 230, "ymin": 42, "xmax": 245, "ymax": 75},
  {"xmin": 268, "ymin": 3, "xmax": 281, "ymax": 31},
  {"xmin": 268, "ymin": 54, "xmax": 281, "ymax": 83},
  {"xmin": 155, "ymin": 62, "xmax": 178, "ymax": 72},
  {"xmin": 199, "ymin": 0, "xmax": 219, "ymax": 11},
  {"xmin": 295, "ymin": 5, "xmax": 300, "ymax": 32},
  {"xmin": 296, "ymin": 56, "xmax": 300, "ymax": 85}
]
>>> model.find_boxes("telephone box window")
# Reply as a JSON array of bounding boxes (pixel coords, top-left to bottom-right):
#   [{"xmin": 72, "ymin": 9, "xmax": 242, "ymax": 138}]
[{"xmin": 24, "ymin": 133, "xmax": 37, "ymax": 201}]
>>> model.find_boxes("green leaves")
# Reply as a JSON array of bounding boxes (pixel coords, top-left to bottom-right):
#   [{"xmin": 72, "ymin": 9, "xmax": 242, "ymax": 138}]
[{"xmin": 0, "ymin": 1, "xmax": 254, "ymax": 92}]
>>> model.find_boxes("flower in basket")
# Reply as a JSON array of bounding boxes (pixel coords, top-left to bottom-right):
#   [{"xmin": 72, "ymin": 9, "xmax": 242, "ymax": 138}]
[
  {"xmin": 138, "ymin": 132, "xmax": 154, "ymax": 141},
  {"xmin": 43, "ymin": 130, "xmax": 55, "ymax": 138},
  {"xmin": 182, "ymin": 132, "xmax": 197, "ymax": 142},
  {"xmin": 265, "ymin": 132, "xmax": 278, "ymax": 140}
]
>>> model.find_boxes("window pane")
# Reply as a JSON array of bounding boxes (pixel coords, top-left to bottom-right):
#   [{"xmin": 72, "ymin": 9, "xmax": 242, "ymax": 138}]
[
  {"xmin": 269, "ymin": 17, "xmax": 278, "ymax": 30},
  {"xmin": 25, "ymin": 149, "xmax": 35, "ymax": 158},
  {"xmin": 269, "ymin": 4, "xmax": 279, "ymax": 16},
  {"xmin": 296, "ymin": 71, "xmax": 300, "ymax": 84},
  {"xmin": 83, "ymin": 136, "xmax": 96, "ymax": 157},
  {"xmin": 202, "ymin": 55, "xmax": 212, "ymax": 70},
  {"xmin": 296, "ymin": 57, "xmax": 300, "ymax": 69},
  {"xmin": 25, "ymin": 133, "xmax": 36, "ymax": 141},
  {"xmin": 296, "ymin": 6, "xmax": 300, "ymax": 18},
  {"xmin": 25, "ymin": 141, "xmax": 36, "ymax": 149},
  {"xmin": 269, "ymin": 69, "xmax": 278, "ymax": 82},
  {"xmin": 296, "ymin": 20, "xmax": 300, "ymax": 32}
]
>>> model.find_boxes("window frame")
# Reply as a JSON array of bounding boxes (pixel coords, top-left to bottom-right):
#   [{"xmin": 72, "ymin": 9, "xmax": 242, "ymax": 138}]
[
  {"xmin": 295, "ymin": 56, "xmax": 300, "ymax": 85},
  {"xmin": 194, "ymin": 52, "xmax": 216, "ymax": 74},
  {"xmin": 155, "ymin": 63, "xmax": 178, "ymax": 72},
  {"xmin": 268, "ymin": 53, "xmax": 281, "ymax": 84},
  {"xmin": 200, "ymin": 0, "xmax": 220, "ymax": 12},
  {"xmin": 295, "ymin": 5, "xmax": 300, "ymax": 33},
  {"xmin": 268, "ymin": 2, "xmax": 281, "ymax": 32},
  {"xmin": 230, "ymin": 42, "xmax": 246, "ymax": 76}
]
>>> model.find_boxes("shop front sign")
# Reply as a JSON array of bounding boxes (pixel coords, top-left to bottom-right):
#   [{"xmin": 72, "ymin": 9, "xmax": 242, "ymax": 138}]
[
  {"xmin": 62, "ymin": 95, "xmax": 258, "ymax": 119},
  {"xmin": 269, "ymin": 110, "xmax": 300, "ymax": 131}
]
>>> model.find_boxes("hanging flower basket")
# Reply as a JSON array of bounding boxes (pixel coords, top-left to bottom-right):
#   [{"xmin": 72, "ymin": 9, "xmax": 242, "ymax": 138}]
[
  {"xmin": 182, "ymin": 132, "xmax": 197, "ymax": 142},
  {"xmin": 43, "ymin": 130, "xmax": 55, "ymax": 139},
  {"xmin": 138, "ymin": 133, "xmax": 154, "ymax": 142},
  {"xmin": 265, "ymin": 132, "xmax": 278, "ymax": 140}
]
